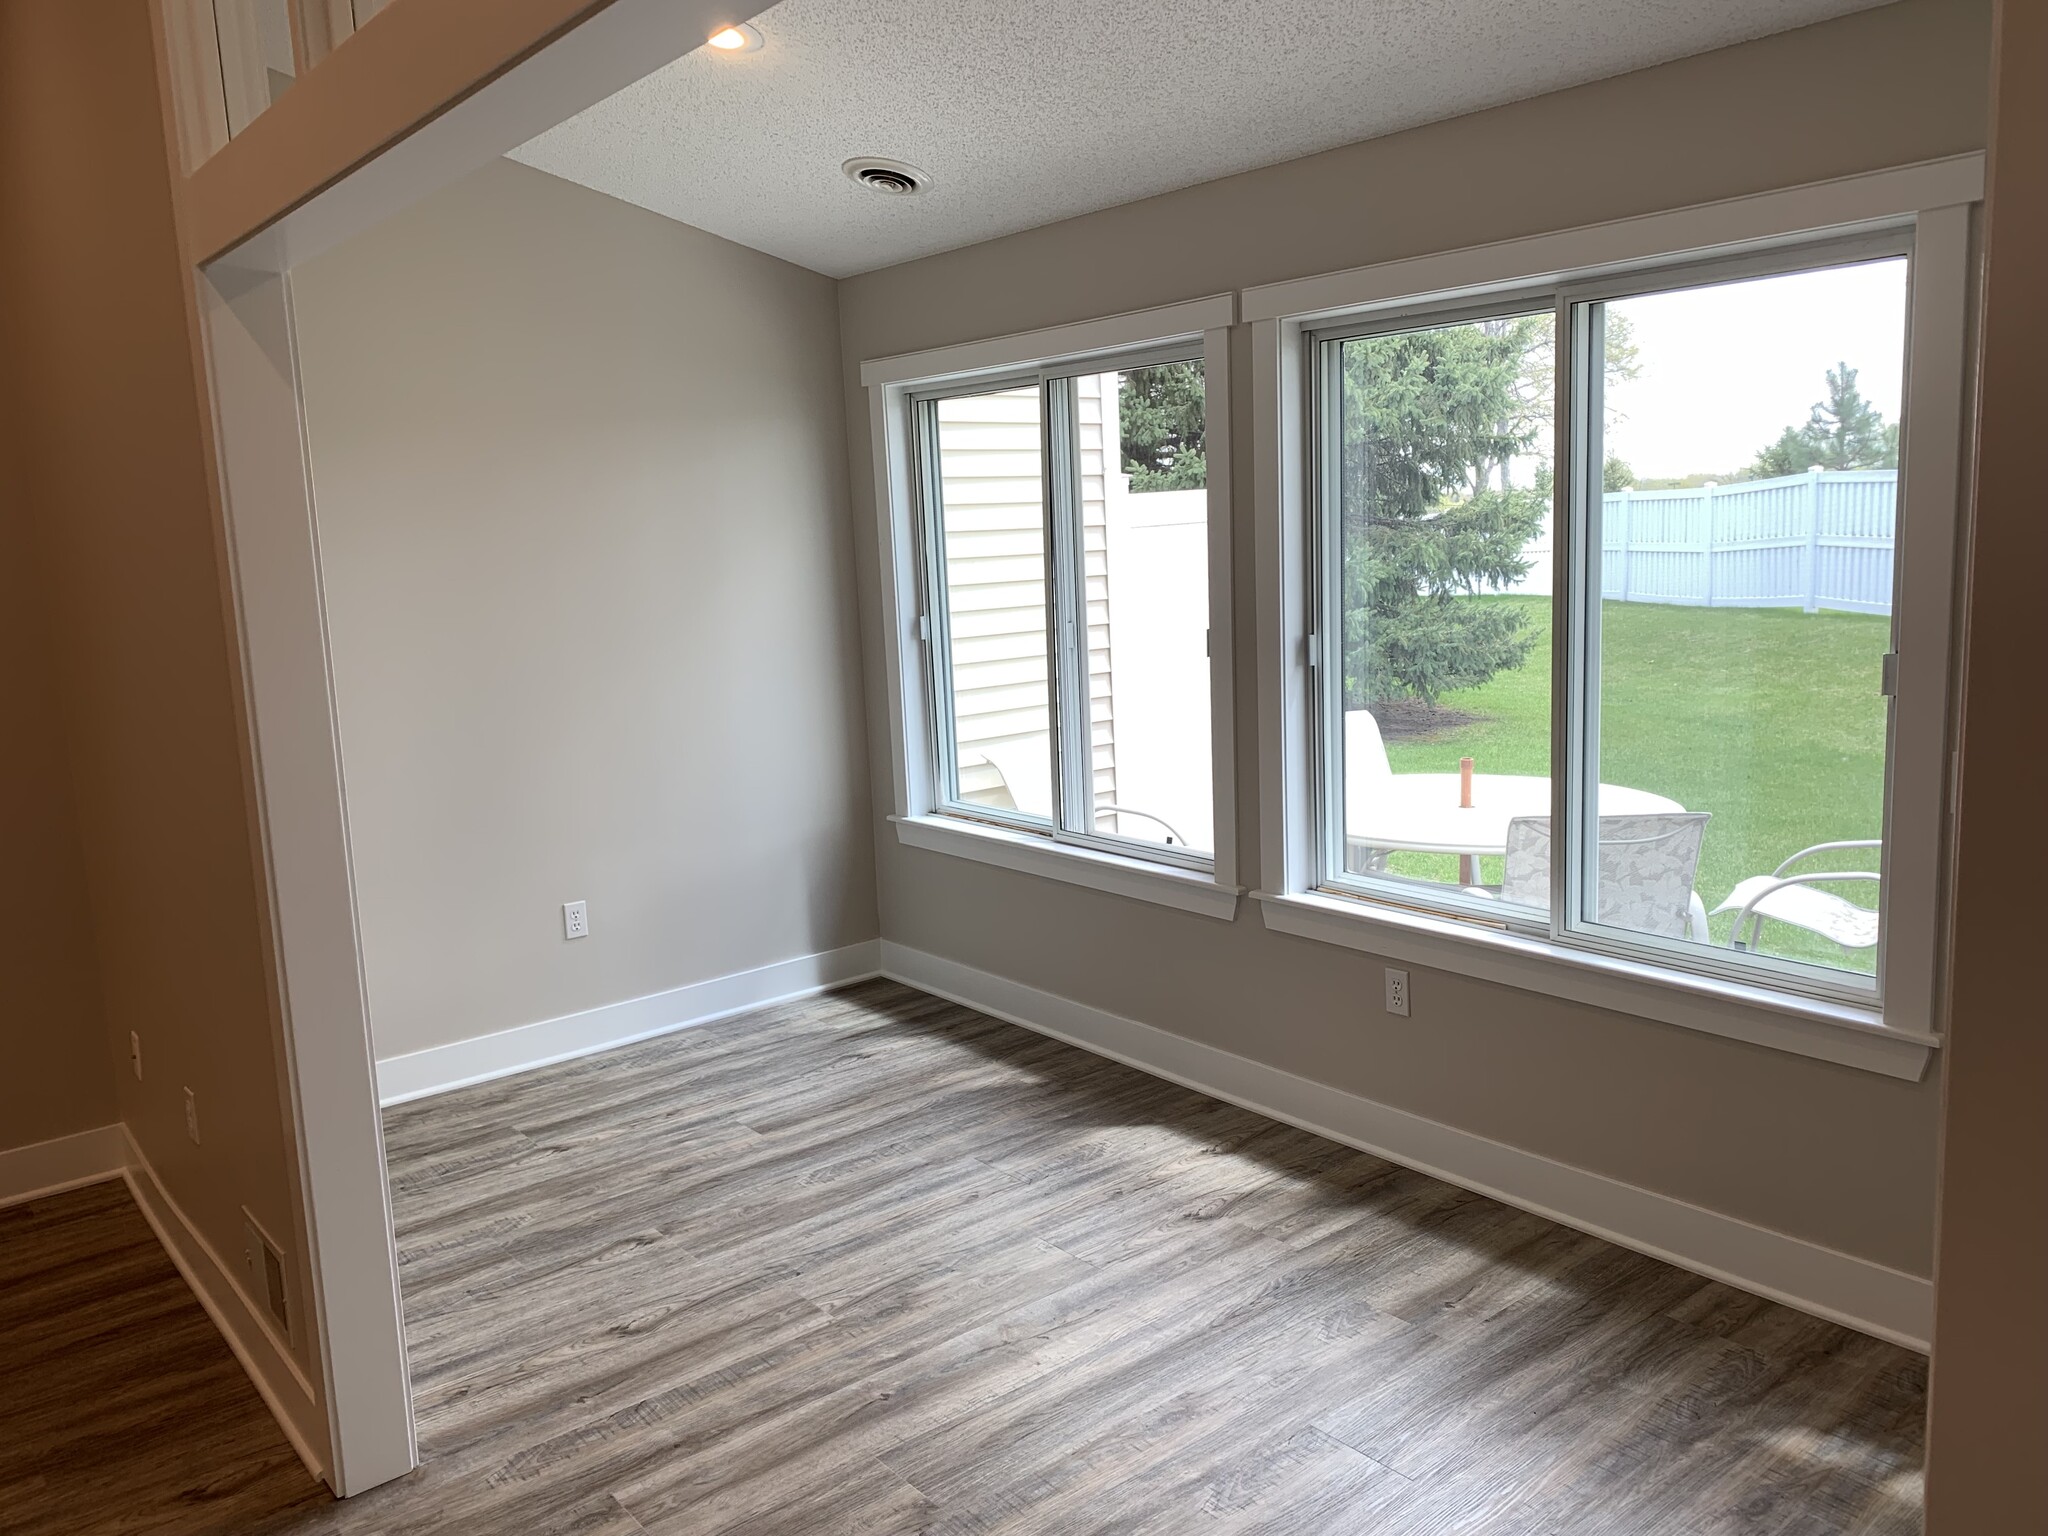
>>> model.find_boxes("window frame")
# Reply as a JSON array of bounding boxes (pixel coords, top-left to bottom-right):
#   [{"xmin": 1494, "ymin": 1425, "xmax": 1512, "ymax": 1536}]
[
  {"xmin": 1552, "ymin": 232, "xmax": 1915, "ymax": 1007},
  {"xmin": 864, "ymin": 295, "xmax": 1241, "ymax": 921},
  {"xmin": 907, "ymin": 370, "xmax": 1049, "ymax": 840},
  {"xmin": 1305, "ymin": 287, "xmax": 1566, "ymax": 931},
  {"xmin": 1246, "ymin": 157, "xmax": 1981, "ymax": 1078},
  {"xmin": 1303, "ymin": 239, "xmax": 1916, "ymax": 1007}
]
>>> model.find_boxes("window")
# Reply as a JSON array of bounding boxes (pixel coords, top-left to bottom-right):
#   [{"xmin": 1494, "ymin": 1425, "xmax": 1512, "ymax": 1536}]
[
  {"xmin": 901, "ymin": 332, "xmax": 1226, "ymax": 882},
  {"xmin": 1303, "ymin": 234, "xmax": 1931, "ymax": 1009},
  {"xmin": 1314, "ymin": 305, "xmax": 1559, "ymax": 919},
  {"xmin": 1568, "ymin": 256, "xmax": 1907, "ymax": 992},
  {"xmin": 922, "ymin": 382, "xmax": 1056, "ymax": 822}
]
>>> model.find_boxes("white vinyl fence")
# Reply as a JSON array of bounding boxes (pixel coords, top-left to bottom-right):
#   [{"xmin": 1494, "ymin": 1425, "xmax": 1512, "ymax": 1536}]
[
  {"xmin": 1100, "ymin": 478, "xmax": 1211, "ymax": 847},
  {"xmin": 1501, "ymin": 469, "xmax": 1896, "ymax": 615},
  {"xmin": 1601, "ymin": 469, "xmax": 1896, "ymax": 615}
]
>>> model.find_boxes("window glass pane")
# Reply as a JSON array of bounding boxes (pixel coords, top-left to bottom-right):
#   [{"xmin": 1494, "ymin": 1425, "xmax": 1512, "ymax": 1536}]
[
  {"xmin": 1581, "ymin": 258, "xmax": 1907, "ymax": 976},
  {"xmin": 930, "ymin": 386, "xmax": 1053, "ymax": 820},
  {"xmin": 1066, "ymin": 361, "xmax": 1212, "ymax": 853},
  {"xmin": 1328, "ymin": 312, "xmax": 1557, "ymax": 910}
]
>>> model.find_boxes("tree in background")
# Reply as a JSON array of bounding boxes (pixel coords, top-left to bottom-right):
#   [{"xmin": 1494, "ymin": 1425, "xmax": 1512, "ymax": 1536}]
[
  {"xmin": 1337, "ymin": 318, "xmax": 1551, "ymax": 708},
  {"xmin": 1485, "ymin": 310, "xmax": 1637, "ymax": 489},
  {"xmin": 1119, "ymin": 327, "xmax": 1637, "ymax": 710},
  {"xmin": 1117, "ymin": 361, "xmax": 1206, "ymax": 490},
  {"xmin": 1748, "ymin": 362, "xmax": 1899, "ymax": 477},
  {"xmin": 1332, "ymin": 313, "xmax": 1640, "ymax": 710}
]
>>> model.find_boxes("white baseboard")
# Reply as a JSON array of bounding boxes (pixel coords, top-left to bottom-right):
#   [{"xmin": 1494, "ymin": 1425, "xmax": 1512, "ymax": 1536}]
[
  {"xmin": 878, "ymin": 941, "xmax": 1933, "ymax": 1351},
  {"xmin": 120, "ymin": 1129, "xmax": 327, "ymax": 1481},
  {"xmin": 0, "ymin": 1124, "xmax": 127, "ymax": 1209},
  {"xmin": 3, "ymin": 1124, "xmax": 327, "ymax": 1481},
  {"xmin": 375, "ymin": 940, "xmax": 884, "ymax": 1106}
]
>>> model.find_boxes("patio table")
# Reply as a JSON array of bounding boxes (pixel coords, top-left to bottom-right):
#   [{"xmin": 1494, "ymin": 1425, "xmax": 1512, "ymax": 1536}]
[{"xmin": 1346, "ymin": 772, "xmax": 1684, "ymax": 884}]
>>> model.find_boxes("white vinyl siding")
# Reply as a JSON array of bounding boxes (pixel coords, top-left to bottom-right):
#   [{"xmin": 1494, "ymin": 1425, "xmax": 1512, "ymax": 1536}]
[{"xmin": 935, "ymin": 380, "xmax": 1117, "ymax": 812}]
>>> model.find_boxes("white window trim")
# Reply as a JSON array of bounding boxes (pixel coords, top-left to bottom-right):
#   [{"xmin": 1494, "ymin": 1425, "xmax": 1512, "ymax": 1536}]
[
  {"xmin": 1247, "ymin": 157, "xmax": 1982, "ymax": 1080},
  {"xmin": 864, "ymin": 294, "xmax": 1242, "ymax": 921},
  {"xmin": 892, "ymin": 815, "xmax": 1241, "ymax": 920}
]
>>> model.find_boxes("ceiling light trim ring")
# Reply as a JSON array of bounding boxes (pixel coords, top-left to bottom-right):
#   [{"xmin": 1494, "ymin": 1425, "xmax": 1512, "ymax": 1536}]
[{"xmin": 706, "ymin": 22, "xmax": 764, "ymax": 53}]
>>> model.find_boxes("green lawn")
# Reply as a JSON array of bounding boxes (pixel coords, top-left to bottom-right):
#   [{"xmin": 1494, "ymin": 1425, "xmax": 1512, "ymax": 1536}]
[{"xmin": 1377, "ymin": 596, "xmax": 1888, "ymax": 972}]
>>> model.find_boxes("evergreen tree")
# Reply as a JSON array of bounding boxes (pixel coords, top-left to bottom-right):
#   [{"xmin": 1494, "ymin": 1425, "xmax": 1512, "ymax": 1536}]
[
  {"xmin": 1747, "ymin": 363, "xmax": 1897, "ymax": 477},
  {"xmin": 1117, "ymin": 361, "xmax": 1206, "ymax": 490},
  {"xmin": 1748, "ymin": 424, "xmax": 1815, "ymax": 480},
  {"xmin": 1338, "ymin": 318, "xmax": 1549, "ymax": 707},
  {"xmin": 1118, "ymin": 323, "xmax": 1636, "ymax": 710}
]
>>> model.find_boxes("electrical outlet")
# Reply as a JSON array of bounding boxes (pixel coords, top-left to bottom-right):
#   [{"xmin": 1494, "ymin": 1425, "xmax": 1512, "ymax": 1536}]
[
  {"xmin": 1384, "ymin": 968, "xmax": 1411, "ymax": 1017},
  {"xmin": 130, "ymin": 1031, "xmax": 143, "ymax": 1080},
  {"xmin": 183, "ymin": 1087, "xmax": 201, "ymax": 1144},
  {"xmin": 563, "ymin": 899, "xmax": 589, "ymax": 940}
]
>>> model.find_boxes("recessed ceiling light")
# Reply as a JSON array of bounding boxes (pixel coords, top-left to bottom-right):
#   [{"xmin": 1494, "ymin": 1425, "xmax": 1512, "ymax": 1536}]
[
  {"xmin": 843, "ymin": 157, "xmax": 930, "ymax": 196},
  {"xmin": 706, "ymin": 22, "xmax": 763, "ymax": 53}
]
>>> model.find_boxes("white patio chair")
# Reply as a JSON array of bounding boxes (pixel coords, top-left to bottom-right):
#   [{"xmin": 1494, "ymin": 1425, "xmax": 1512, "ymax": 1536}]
[
  {"xmin": 1343, "ymin": 709, "xmax": 1394, "ymax": 876},
  {"xmin": 1711, "ymin": 841, "xmax": 1881, "ymax": 953},
  {"xmin": 967, "ymin": 737, "xmax": 1190, "ymax": 846},
  {"xmin": 1471, "ymin": 814, "xmax": 1713, "ymax": 941}
]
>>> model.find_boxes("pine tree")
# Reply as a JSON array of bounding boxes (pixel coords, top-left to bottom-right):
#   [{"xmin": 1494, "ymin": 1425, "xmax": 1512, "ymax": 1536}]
[
  {"xmin": 1117, "ymin": 361, "xmax": 1206, "ymax": 490},
  {"xmin": 1121, "ymin": 323, "xmax": 1635, "ymax": 710},
  {"xmin": 1747, "ymin": 363, "xmax": 1897, "ymax": 477},
  {"xmin": 1337, "ymin": 319, "xmax": 1549, "ymax": 708}
]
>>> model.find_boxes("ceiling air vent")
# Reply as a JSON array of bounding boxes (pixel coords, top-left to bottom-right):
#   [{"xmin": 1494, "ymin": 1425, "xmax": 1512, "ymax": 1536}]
[{"xmin": 843, "ymin": 157, "xmax": 929, "ymax": 196}]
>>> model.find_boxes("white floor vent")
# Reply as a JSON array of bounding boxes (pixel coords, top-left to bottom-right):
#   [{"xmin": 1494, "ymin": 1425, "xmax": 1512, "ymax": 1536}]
[{"xmin": 241, "ymin": 1210, "xmax": 292, "ymax": 1342}]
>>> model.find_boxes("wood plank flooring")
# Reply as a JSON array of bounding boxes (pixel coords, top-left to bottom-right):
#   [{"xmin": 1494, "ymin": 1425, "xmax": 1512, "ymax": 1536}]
[
  {"xmin": 0, "ymin": 1179, "xmax": 327, "ymax": 1535},
  {"xmin": 15, "ymin": 980, "xmax": 1928, "ymax": 1533}
]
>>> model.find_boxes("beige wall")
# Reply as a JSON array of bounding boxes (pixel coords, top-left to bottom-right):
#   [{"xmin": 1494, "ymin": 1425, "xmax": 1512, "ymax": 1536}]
[
  {"xmin": 293, "ymin": 158, "xmax": 876, "ymax": 1062},
  {"xmin": 0, "ymin": 0, "xmax": 317, "ymax": 1373},
  {"xmin": 0, "ymin": 405, "xmax": 113, "ymax": 1154},
  {"xmin": 838, "ymin": 0, "xmax": 1993, "ymax": 1275},
  {"xmin": 1924, "ymin": 2, "xmax": 2048, "ymax": 1528}
]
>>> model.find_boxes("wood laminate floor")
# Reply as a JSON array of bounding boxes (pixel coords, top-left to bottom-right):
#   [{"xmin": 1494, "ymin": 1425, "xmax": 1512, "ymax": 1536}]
[
  {"xmin": 0, "ymin": 1179, "xmax": 327, "ymax": 1535},
  {"xmin": 20, "ymin": 981, "xmax": 1928, "ymax": 1533}
]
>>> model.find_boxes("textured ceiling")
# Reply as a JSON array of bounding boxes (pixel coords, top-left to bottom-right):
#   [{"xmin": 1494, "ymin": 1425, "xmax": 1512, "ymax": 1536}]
[{"xmin": 509, "ymin": 0, "xmax": 1890, "ymax": 279}]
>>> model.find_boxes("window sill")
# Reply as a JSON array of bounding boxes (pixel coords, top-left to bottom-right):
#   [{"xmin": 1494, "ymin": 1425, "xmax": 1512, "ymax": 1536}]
[
  {"xmin": 892, "ymin": 815, "xmax": 1242, "ymax": 921},
  {"xmin": 1255, "ymin": 889, "xmax": 1938, "ymax": 1081}
]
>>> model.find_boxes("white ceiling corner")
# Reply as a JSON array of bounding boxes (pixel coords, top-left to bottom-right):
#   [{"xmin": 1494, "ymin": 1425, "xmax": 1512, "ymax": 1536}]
[{"xmin": 508, "ymin": 0, "xmax": 1893, "ymax": 279}]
